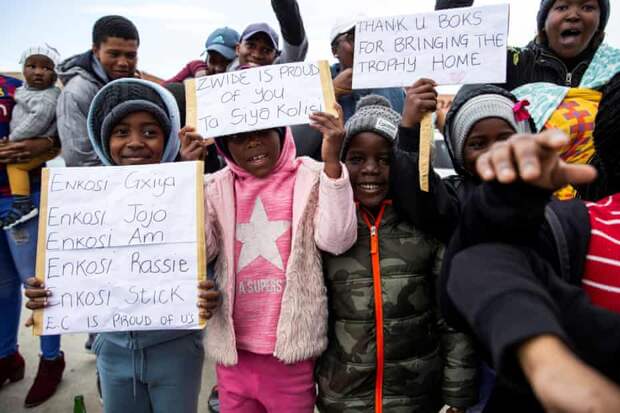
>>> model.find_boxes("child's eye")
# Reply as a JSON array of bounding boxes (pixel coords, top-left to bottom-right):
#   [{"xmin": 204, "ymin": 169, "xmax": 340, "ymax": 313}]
[
  {"xmin": 347, "ymin": 156, "xmax": 364, "ymax": 164},
  {"xmin": 467, "ymin": 141, "xmax": 486, "ymax": 150},
  {"xmin": 379, "ymin": 157, "xmax": 391, "ymax": 166},
  {"xmin": 112, "ymin": 128, "xmax": 129, "ymax": 137},
  {"xmin": 143, "ymin": 128, "xmax": 159, "ymax": 138}
]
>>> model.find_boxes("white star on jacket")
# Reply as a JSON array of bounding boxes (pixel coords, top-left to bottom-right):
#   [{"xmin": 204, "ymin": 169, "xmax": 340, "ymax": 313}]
[{"xmin": 236, "ymin": 197, "xmax": 290, "ymax": 271}]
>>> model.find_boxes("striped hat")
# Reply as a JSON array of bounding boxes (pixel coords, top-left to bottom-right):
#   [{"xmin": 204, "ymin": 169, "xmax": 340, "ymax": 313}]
[{"xmin": 19, "ymin": 44, "xmax": 61, "ymax": 67}]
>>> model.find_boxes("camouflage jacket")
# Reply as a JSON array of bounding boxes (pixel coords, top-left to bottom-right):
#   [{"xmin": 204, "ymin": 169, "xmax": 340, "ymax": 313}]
[{"xmin": 317, "ymin": 202, "xmax": 477, "ymax": 412}]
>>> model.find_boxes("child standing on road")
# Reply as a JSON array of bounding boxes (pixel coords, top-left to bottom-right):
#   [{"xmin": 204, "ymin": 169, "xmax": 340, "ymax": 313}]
[{"xmin": 191, "ymin": 101, "xmax": 357, "ymax": 411}]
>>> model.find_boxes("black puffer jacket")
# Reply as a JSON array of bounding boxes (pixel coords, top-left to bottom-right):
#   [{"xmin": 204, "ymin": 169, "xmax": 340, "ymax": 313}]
[{"xmin": 499, "ymin": 41, "xmax": 597, "ymax": 90}]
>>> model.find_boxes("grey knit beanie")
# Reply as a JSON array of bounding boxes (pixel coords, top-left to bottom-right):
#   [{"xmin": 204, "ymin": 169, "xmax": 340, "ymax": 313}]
[
  {"xmin": 448, "ymin": 94, "xmax": 532, "ymax": 169},
  {"xmin": 342, "ymin": 95, "xmax": 401, "ymax": 160},
  {"xmin": 537, "ymin": 0, "xmax": 609, "ymax": 33}
]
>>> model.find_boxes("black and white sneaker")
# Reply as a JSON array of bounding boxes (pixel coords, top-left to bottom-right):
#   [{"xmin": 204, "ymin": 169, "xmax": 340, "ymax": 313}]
[{"xmin": 3, "ymin": 200, "xmax": 38, "ymax": 230}]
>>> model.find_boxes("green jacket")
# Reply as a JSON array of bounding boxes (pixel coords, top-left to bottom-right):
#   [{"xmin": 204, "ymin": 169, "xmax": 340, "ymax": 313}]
[{"xmin": 317, "ymin": 202, "xmax": 477, "ymax": 412}]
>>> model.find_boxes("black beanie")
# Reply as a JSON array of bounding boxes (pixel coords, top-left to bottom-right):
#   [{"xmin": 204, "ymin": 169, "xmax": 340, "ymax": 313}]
[
  {"xmin": 537, "ymin": 0, "xmax": 610, "ymax": 33},
  {"xmin": 90, "ymin": 82, "xmax": 171, "ymax": 160}
]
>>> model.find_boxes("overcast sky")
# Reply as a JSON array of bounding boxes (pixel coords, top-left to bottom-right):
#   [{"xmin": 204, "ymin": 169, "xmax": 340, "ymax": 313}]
[{"xmin": 2, "ymin": 0, "xmax": 619, "ymax": 89}]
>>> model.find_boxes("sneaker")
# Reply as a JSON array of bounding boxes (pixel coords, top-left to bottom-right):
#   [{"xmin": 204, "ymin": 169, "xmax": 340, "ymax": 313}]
[
  {"xmin": 0, "ymin": 351, "xmax": 25, "ymax": 387},
  {"xmin": 24, "ymin": 352, "xmax": 65, "ymax": 408},
  {"xmin": 207, "ymin": 385, "xmax": 220, "ymax": 413},
  {"xmin": 3, "ymin": 200, "xmax": 38, "ymax": 230}
]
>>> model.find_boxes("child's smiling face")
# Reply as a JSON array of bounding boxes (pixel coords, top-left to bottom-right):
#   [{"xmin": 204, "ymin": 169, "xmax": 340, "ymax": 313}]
[
  {"xmin": 544, "ymin": 0, "xmax": 600, "ymax": 59},
  {"xmin": 226, "ymin": 129, "xmax": 282, "ymax": 178},
  {"xmin": 344, "ymin": 132, "xmax": 391, "ymax": 212},
  {"xmin": 109, "ymin": 111, "xmax": 165, "ymax": 166}
]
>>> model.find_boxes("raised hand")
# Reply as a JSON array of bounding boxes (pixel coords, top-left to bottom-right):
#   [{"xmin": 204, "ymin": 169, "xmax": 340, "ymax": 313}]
[
  {"xmin": 179, "ymin": 126, "xmax": 207, "ymax": 162},
  {"xmin": 309, "ymin": 103, "xmax": 346, "ymax": 179},
  {"xmin": 402, "ymin": 78, "xmax": 438, "ymax": 127}
]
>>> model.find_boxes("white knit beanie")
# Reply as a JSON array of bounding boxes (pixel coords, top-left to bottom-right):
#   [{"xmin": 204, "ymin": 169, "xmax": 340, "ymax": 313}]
[{"xmin": 19, "ymin": 44, "xmax": 61, "ymax": 68}]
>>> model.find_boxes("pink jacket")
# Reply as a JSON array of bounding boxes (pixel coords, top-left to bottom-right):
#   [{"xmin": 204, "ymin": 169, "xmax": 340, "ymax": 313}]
[{"xmin": 204, "ymin": 155, "xmax": 357, "ymax": 366}]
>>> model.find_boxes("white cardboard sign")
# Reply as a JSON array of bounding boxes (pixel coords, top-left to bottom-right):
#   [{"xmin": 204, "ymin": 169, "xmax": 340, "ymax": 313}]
[
  {"xmin": 185, "ymin": 60, "xmax": 336, "ymax": 138},
  {"xmin": 352, "ymin": 4, "xmax": 509, "ymax": 88},
  {"xmin": 34, "ymin": 162, "xmax": 206, "ymax": 335}
]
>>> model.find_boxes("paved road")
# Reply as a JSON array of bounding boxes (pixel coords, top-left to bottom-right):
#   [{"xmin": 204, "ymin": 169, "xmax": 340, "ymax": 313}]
[{"xmin": 0, "ymin": 304, "xmax": 216, "ymax": 413}]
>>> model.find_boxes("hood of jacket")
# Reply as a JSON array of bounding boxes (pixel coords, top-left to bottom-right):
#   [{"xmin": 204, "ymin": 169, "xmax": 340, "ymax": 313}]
[
  {"xmin": 86, "ymin": 78, "xmax": 181, "ymax": 166},
  {"xmin": 57, "ymin": 50, "xmax": 108, "ymax": 87}
]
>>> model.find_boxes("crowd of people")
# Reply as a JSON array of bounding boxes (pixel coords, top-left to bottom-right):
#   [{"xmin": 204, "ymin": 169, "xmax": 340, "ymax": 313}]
[{"xmin": 1, "ymin": 0, "xmax": 620, "ymax": 412}]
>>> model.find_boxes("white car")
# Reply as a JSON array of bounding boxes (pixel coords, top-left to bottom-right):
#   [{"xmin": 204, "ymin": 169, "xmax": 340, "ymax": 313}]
[{"xmin": 432, "ymin": 131, "xmax": 456, "ymax": 178}]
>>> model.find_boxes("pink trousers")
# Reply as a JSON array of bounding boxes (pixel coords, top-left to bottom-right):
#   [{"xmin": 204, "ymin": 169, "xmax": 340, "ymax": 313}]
[{"xmin": 216, "ymin": 350, "xmax": 316, "ymax": 413}]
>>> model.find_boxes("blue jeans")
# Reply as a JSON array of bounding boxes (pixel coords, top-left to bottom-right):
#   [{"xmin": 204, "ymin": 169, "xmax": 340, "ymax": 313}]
[
  {"xmin": 94, "ymin": 332, "xmax": 204, "ymax": 413},
  {"xmin": 0, "ymin": 192, "xmax": 60, "ymax": 359}
]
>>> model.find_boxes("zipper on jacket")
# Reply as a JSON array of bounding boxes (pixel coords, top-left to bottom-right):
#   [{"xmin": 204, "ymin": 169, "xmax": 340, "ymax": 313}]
[
  {"xmin": 539, "ymin": 49, "xmax": 589, "ymax": 87},
  {"xmin": 360, "ymin": 201, "xmax": 390, "ymax": 413}
]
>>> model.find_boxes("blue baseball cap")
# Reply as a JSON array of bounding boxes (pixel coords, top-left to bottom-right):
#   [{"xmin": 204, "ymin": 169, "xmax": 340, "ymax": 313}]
[
  {"xmin": 240, "ymin": 23, "xmax": 279, "ymax": 49},
  {"xmin": 204, "ymin": 27, "xmax": 239, "ymax": 61}
]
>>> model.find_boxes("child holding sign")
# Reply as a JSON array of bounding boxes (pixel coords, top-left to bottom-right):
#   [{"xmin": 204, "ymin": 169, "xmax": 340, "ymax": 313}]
[
  {"xmin": 25, "ymin": 78, "xmax": 217, "ymax": 413},
  {"xmin": 392, "ymin": 81, "xmax": 534, "ymax": 244},
  {"xmin": 193, "ymin": 104, "xmax": 356, "ymax": 411},
  {"xmin": 315, "ymin": 95, "xmax": 477, "ymax": 413}
]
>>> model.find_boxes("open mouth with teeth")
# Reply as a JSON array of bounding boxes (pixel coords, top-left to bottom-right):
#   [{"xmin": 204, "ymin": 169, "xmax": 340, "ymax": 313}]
[
  {"xmin": 357, "ymin": 183, "xmax": 385, "ymax": 193},
  {"xmin": 248, "ymin": 154, "xmax": 268, "ymax": 162}
]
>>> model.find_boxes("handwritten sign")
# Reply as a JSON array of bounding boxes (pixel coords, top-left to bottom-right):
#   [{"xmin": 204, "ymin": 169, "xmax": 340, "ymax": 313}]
[
  {"xmin": 185, "ymin": 60, "xmax": 336, "ymax": 138},
  {"xmin": 352, "ymin": 4, "xmax": 509, "ymax": 88},
  {"xmin": 33, "ymin": 162, "xmax": 206, "ymax": 335}
]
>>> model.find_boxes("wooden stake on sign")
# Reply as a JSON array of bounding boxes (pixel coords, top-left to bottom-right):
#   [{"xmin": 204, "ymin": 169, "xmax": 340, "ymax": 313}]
[
  {"xmin": 184, "ymin": 78, "xmax": 197, "ymax": 129},
  {"xmin": 419, "ymin": 113, "xmax": 433, "ymax": 192},
  {"xmin": 319, "ymin": 60, "xmax": 338, "ymax": 118},
  {"xmin": 195, "ymin": 161, "xmax": 207, "ymax": 327},
  {"xmin": 33, "ymin": 168, "xmax": 49, "ymax": 336}
]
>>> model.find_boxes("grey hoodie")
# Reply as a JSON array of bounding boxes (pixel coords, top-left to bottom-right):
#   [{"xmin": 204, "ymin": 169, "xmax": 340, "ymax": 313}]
[{"xmin": 56, "ymin": 51, "xmax": 109, "ymax": 166}]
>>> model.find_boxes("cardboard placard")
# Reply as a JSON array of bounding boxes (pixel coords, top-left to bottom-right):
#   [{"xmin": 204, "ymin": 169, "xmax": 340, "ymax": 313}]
[
  {"xmin": 353, "ymin": 4, "xmax": 509, "ymax": 89},
  {"xmin": 185, "ymin": 60, "xmax": 337, "ymax": 137},
  {"xmin": 33, "ymin": 161, "xmax": 206, "ymax": 335}
]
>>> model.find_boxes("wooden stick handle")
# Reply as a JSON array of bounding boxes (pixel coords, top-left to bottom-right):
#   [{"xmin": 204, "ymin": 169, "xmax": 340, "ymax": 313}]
[{"xmin": 419, "ymin": 113, "xmax": 433, "ymax": 192}]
